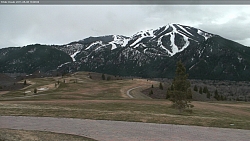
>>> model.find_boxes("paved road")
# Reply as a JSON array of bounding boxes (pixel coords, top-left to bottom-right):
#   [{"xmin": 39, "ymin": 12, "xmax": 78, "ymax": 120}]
[{"xmin": 0, "ymin": 116, "xmax": 249, "ymax": 141}]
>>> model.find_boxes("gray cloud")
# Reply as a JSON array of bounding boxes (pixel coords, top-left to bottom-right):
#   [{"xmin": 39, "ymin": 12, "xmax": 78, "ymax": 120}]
[{"xmin": 0, "ymin": 5, "xmax": 250, "ymax": 48}]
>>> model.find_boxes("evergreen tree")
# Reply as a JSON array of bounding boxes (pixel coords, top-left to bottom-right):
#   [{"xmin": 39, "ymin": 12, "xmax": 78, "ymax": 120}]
[
  {"xmin": 168, "ymin": 61, "xmax": 193, "ymax": 112},
  {"xmin": 149, "ymin": 90, "xmax": 153, "ymax": 95},
  {"xmin": 159, "ymin": 82, "xmax": 163, "ymax": 90},
  {"xmin": 34, "ymin": 88, "xmax": 37, "ymax": 94},
  {"xmin": 151, "ymin": 84, "xmax": 154, "ymax": 88},
  {"xmin": 203, "ymin": 86, "xmax": 208, "ymax": 93},
  {"xmin": 102, "ymin": 74, "xmax": 106, "ymax": 80},
  {"xmin": 194, "ymin": 85, "xmax": 198, "ymax": 91},
  {"xmin": 166, "ymin": 90, "xmax": 170, "ymax": 99},
  {"xmin": 214, "ymin": 89, "xmax": 219, "ymax": 100},
  {"xmin": 206, "ymin": 91, "xmax": 211, "ymax": 99},
  {"xmin": 23, "ymin": 80, "xmax": 27, "ymax": 85},
  {"xmin": 199, "ymin": 87, "xmax": 203, "ymax": 94}
]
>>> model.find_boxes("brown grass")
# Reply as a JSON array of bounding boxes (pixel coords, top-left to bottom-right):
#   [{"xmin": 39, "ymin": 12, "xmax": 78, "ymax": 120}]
[
  {"xmin": 0, "ymin": 129, "xmax": 96, "ymax": 141},
  {"xmin": 0, "ymin": 71, "xmax": 250, "ymax": 130}
]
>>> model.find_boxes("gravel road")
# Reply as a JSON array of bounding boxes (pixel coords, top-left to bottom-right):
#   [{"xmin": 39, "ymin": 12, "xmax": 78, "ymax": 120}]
[
  {"xmin": 126, "ymin": 86, "xmax": 143, "ymax": 98},
  {"xmin": 0, "ymin": 116, "xmax": 249, "ymax": 141}
]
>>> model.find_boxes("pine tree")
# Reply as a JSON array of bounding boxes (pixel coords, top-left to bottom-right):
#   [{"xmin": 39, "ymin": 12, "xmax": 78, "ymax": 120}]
[
  {"xmin": 102, "ymin": 74, "xmax": 105, "ymax": 80},
  {"xmin": 199, "ymin": 87, "xmax": 203, "ymax": 94},
  {"xmin": 166, "ymin": 91, "xmax": 170, "ymax": 99},
  {"xmin": 149, "ymin": 90, "xmax": 153, "ymax": 95},
  {"xmin": 206, "ymin": 91, "xmax": 211, "ymax": 99},
  {"xmin": 34, "ymin": 88, "xmax": 37, "ymax": 94},
  {"xmin": 151, "ymin": 84, "xmax": 154, "ymax": 88},
  {"xmin": 214, "ymin": 89, "xmax": 219, "ymax": 100},
  {"xmin": 168, "ymin": 60, "xmax": 193, "ymax": 112},
  {"xmin": 194, "ymin": 85, "xmax": 198, "ymax": 91},
  {"xmin": 159, "ymin": 82, "xmax": 163, "ymax": 90},
  {"xmin": 203, "ymin": 86, "xmax": 208, "ymax": 93},
  {"xmin": 23, "ymin": 80, "xmax": 27, "ymax": 85}
]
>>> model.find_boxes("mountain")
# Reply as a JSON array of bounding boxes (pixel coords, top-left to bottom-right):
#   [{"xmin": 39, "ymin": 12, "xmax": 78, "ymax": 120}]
[
  {"xmin": 0, "ymin": 44, "xmax": 72, "ymax": 74},
  {"xmin": 1, "ymin": 24, "xmax": 250, "ymax": 81}
]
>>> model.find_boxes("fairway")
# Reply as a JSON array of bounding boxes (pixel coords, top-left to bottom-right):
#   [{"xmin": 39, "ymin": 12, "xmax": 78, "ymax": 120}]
[{"xmin": 0, "ymin": 71, "xmax": 250, "ymax": 130}]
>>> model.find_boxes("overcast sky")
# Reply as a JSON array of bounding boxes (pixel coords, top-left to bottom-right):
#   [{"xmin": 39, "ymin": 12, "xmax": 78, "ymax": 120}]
[{"xmin": 1, "ymin": 5, "xmax": 250, "ymax": 48}]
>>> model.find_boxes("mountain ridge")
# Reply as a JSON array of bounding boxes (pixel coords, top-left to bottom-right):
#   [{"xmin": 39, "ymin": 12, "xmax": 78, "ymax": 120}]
[{"xmin": 1, "ymin": 23, "xmax": 250, "ymax": 81}]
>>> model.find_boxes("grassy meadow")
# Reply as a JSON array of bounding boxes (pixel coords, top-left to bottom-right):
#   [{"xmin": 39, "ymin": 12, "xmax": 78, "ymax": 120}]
[{"xmin": 0, "ymin": 71, "xmax": 250, "ymax": 130}]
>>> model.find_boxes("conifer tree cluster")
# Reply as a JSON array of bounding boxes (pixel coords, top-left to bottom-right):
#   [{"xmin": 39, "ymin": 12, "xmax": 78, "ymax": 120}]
[{"xmin": 214, "ymin": 89, "xmax": 226, "ymax": 100}]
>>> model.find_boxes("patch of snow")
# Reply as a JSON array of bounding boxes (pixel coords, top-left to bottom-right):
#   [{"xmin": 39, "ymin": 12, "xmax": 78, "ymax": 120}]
[
  {"xmin": 109, "ymin": 35, "xmax": 129, "ymax": 49},
  {"xmin": 70, "ymin": 51, "xmax": 80, "ymax": 62},
  {"xmin": 94, "ymin": 44, "xmax": 106, "ymax": 51},
  {"xmin": 28, "ymin": 48, "xmax": 36, "ymax": 53},
  {"xmin": 189, "ymin": 63, "xmax": 197, "ymax": 70},
  {"xmin": 169, "ymin": 33, "xmax": 178, "ymax": 56},
  {"xmin": 122, "ymin": 38, "xmax": 129, "ymax": 47},
  {"xmin": 238, "ymin": 56, "xmax": 242, "ymax": 63},
  {"xmin": 38, "ymin": 87, "xmax": 48, "ymax": 91},
  {"xmin": 110, "ymin": 43, "xmax": 117, "ymax": 50},
  {"xmin": 57, "ymin": 62, "xmax": 71, "ymax": 68},
  {"xmin": 85, "ymin": 41, "xmax": 102, "ymax": 50},
  {"xmin": 198, "ymin": 47, "xmax": 205, "ymax": 57},
  {"xmin": 24, "ymin": 91, "xmax": 31, "ymax": 94},
  {"xmin": 197, "ymin": 29, "xmax": 213, "ymax": 40},
  {"xmin": 156, "ymin": 24, "xmax": 191, "ymax": 56},
  {"xmin": 130, "ymin": 29, "xmax": 155, "ymax": 47},
  {"xmin": 176, "ymin": 24, "xmax": 193, "ymax": 36}
]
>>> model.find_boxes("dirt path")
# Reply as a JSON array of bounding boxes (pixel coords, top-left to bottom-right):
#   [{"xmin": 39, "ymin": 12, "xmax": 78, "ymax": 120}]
[
  {"xmin": 126, "ymin": 86, "xmax": 152, "ymax": 99},
  {"xmin": 0, "ymin": 116, "xmax": 249, "ymax": 141},
  {"xmin": 126, "ymin": 86, "xmax": 143, "ymax": 98}
]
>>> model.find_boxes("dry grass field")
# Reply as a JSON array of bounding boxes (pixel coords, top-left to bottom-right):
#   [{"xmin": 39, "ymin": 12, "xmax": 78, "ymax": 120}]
[
  {"xmin": 0, "ymin": 129, "xmax": 96, "ymax": 141},
  {"xmin": 0, "ymin": 71, "xmax": 250, "ymax": 140}
]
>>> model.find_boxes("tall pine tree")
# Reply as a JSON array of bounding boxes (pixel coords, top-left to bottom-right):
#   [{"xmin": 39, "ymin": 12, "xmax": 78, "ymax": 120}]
[
  {"xmin": 168, "ymin": 61, "xmax": 193, "ymax": 112},
  {"xmin": 159, "ymin": 82, "xmax": 163, "ymax": 90}
]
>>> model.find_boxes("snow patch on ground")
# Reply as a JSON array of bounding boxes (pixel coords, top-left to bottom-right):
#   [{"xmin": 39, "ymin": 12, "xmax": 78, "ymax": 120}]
[
  {"xmin": 109, "ymin": 35, "xmax": 130, "ymax": 49},
  {"xmin": 37, "ymin": 87, "xmax": 49, "ymax": 91},
  {"xmin": 130, "ymin": 29, "xmax": 155, "ymax": 47},
  {"xmin": 197, "ymin": 29, "xmax": 213, "ymax": 40},
  {"xmin": 176, "ymin": 24, "xmax": 193, "ymax": 36},
  {"xmin": 85, "ymin": 41, "xmax": 103, "ymax": 50},
  {"xmin": 70, "ymin": 51, "xmax": 80, "ymax": 62},
  {"xmin": 57, "ymin": 62, "xmax": 71, "ymax": 68},
  {"xmin": 238, "ymin": 56, "xmax": 242, "ymax": 63}
]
